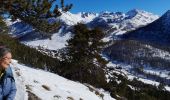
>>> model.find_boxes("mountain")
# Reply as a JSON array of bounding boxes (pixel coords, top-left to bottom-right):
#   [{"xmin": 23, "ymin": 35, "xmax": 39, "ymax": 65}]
[
  {"xmin": 89, "ymin": 9, "xmax": 158, "ymax": 40},
  {"xmin": 5, "ymin": 9, "xmax": 159, "ymax": 50},
  {"xmin": 104, "ymin": 40, "xmax": 170, "ymax": 85},
  {"xmin": 121, "ymin": 10, "xmax": 170, "ymax": 45},
  {"xmin": 103, "ymin": 10, "xmax": 170, "ymax": 86},
  {"xmin": 12, "ymin": 60, "xmax": 115, "ymax": 100},
  {"xmin": 5, "ymin": 11, "xmax": 98, "ymax": 42},
  {"xmin": 2, "ymin": 9, "xmax": 170, "ymax": 99},
  {"xmin": 56, "ymin": 11, "xmax": 98, "ymax": 26}
]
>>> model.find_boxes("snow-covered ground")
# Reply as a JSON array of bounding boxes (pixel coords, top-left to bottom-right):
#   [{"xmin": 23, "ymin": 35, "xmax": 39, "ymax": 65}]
[
  {"xmin": 143, "ymin": 68, "xmax": 170, "ymax": 79},
  {"xmin": 145, "ymin": 45, "xmax": 170, "ymax": 61},
  {"xmin": 11, "ymin": 60, "xmax": 115, "ymax": 100},
  {"xmin": 106, "ymin": 61, "xmax": 170, "ymax": 92},
  {"xmin": 22, "ymin": 27, "xmax": 71, "ymax": 50}
]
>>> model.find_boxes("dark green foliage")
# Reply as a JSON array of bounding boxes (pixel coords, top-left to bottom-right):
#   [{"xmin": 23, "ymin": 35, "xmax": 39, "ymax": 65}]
[
  {"xmin": 158, "ymin": 82, "xmax": 166, "ymax": 90},
  {"xmin": 127, "ymin": 78, "xmax": 170, "ymax": 100},
  {"xmin": 0, "ymin": 16, "xmax": 9, "ymax": 34},
  {"xmin": 61, "ymin": 23, "xmax": 108, "ymax": 87},
  {"xmin": 66, "ymin": 23, "xmax": 107, "ymax": 63},
  {"xmin": 105, "ymin": 73, "xmax": 170, "ymax": 100},
  {"xmin": 0, "ymin": 0, "xmax": 72, "ymax": 36}
]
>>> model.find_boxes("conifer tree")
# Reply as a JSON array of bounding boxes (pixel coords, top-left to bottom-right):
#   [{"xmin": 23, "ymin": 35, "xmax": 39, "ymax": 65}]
[
  {"xmin": 0, "ymin": 16, "xmax": 9, "ymax": 34},
  {"xmin": 0, "ymin": 0, "xmax": 72, "ymax": 36},
  {"xmin": 66, "ymin": 23, "xmax": 108, "ymax": 68},
  {"xmin": 63, "ymin": 23, "xmax": 108, "ymax": 85}
]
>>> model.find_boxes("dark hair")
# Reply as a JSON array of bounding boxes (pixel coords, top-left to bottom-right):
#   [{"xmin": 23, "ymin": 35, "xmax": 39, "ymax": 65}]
[{"xmin": 0, "ymin": 46, "xmax": 11, "ymax": 59}]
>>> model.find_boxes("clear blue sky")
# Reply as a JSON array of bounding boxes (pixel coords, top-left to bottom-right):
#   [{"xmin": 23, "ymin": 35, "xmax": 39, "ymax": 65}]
[{"xmin": 59, "ymin": 0, "xmax": 170, "ymax": 15}]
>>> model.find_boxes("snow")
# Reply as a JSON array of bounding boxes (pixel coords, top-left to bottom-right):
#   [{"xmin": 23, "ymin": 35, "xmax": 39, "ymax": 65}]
[
  {"xmin": 57, "ymin": 11, "xmax": 98, "ymax": 25},
  {"xmin": 11, "ymin": 60, "xmax": 115, "ymax": 100},
  {"xmin": 143, "ymin": 68, "xmax": 170, "ymax": 79},
  {"xmin": 130, "ymin": 44, "xmax": 170, "ymax": 62},
  {"xmin": 104, "ymin": 43, "xmax": 170, "ymax": 86},
  {"xmin": 119, "ymin": 9, "xmax": 159, "ymax": 32},
  {"xmin": 76, "ymin": 12, "xmax": 98, "ymax": 23},
  {"xmin": 10, "ymin": 11, "xmax": 98, "ymax": 51},
  {"xmin": 115, "ymin": 30, "xmax": 127, "ymax": 35},
  {"xmin": 127, "ymin": 85, "xmax": 135, "ymax": 90},
  {"xmin": 5, "ymin": 9, "xmax": 159, "ymax": 50},
  {"xmin": 4, "ymin": 19, "xmax": 26, "ymax": 35},
  {"xmin": 4, "ymin": 19, "xmax": 15, "ymax": 27},
  {"xmin": 91, "ymin": 9, "xmax": 159, "ymax": 42},
  {"xmin": 22, "ymin": 28, "xmax": 71, "ymax": 50},
  {"xmin": 104, "ymin": 58, "xmax": 170, "ymax": 92}
]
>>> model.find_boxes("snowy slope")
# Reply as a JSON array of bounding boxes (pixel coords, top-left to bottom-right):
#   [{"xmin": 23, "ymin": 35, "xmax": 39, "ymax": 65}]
[
  {"xmin": 105, "ymin": 60, "xmax": 170, "ymax": 92},
  {"xmin": 103, "ymin": 39, "xmax": 170, "ymax": 85},
  {"xmin": 22, "ymin": 27, "xmax": 71, "ymax": 50},
  {"xmin": 5, "ymin": 11, "xmax": 98, "ymax": 39},
  {"xmin": 11, "ymin": 60, "xmax": 115, "ymax": 100},
  {"xmin": 92, "ymin": 9, "xmax": 159, "ymax": 42},
  {"xmin": 55, "ymin": 11, "xmax": 98, "ymax": 26},
  {"xmin": 76, "ymin": 12, "xmax": 98, "ymax": 23},
  {"xmin": 90, "ymin": 9, "xmax": 158, "ymax": 31},
  {"xmin": 121, "ymin": 10, "xmax": 170, "ymax": 45}
]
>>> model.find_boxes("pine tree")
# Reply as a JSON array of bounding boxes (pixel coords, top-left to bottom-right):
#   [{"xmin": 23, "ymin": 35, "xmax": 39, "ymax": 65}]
[
  {"xmin": 158, "ymin": 82, "xmax": 166, "ymax": 90},
  {"xmin": 62, "ymin": 23, "xmax": 108, "ymax": 86},
  {"xmin": 0, "ymin": 16, "xmax": 9, "ymax": 34},
  {"xmin": 66, "ymin": 23, "xmax": 108, "ymax": 67},
  {"xmin": 0, "ymin": 0, "xmax": 72, "ymax": 36}
]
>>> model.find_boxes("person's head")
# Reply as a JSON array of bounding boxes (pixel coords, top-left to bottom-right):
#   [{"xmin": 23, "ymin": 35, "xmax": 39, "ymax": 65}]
[{"xmin": 0, "ymin": 46, "xmax": 12, "ymax": 69}]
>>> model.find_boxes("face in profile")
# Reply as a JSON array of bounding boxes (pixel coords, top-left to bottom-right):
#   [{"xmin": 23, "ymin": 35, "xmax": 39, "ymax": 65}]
[{"xmin": 0, "ymin": 52, "xmax": 12, "ymax": 69}]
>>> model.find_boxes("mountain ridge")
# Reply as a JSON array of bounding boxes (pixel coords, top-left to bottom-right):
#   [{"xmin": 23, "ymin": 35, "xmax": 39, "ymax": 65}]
[{"xmin": 121, "ymin": 10, "xmax": 170, "ymax": 45}]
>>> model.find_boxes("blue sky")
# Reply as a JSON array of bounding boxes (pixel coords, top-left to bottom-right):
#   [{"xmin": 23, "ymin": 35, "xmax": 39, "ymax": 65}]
[{"xmin": 58, "ymin": 0, "xmax": 170, "ymax": 15}]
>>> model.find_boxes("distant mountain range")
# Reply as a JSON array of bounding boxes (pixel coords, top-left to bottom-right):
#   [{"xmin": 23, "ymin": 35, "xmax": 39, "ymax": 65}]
[
  {"xmin": 5, "ymin": 9, "xmax": 159, "ymax": 45},
  {"xmin": 121, "ymin": 10, "xmax": 170, "ymax": 45}
]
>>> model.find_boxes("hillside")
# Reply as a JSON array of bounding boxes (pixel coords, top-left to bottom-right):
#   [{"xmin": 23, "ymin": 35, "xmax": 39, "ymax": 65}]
[
  {"xmin": 2, "ymin": 9, "xmax": 170, "ymax": 100},
  {"xmin": 12, "ymin": 60, "xmax": 114, "ymax": 100},
  {"xmin": 121, "ymin": 10, "xmax": 170, "ymax": 45}
]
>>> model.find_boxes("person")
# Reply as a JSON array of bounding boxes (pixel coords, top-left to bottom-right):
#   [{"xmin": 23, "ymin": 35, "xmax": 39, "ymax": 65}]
[{"xmin": 0, "ymin": 46, "xmax": 16, "ymax": 100}]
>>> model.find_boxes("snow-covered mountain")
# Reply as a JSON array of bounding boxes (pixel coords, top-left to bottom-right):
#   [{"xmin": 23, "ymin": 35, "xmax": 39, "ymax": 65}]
[
  {"xmin": 92, "ymin": 9, "xmax": 158, "ymax": 42},
  {"xmin": 55, "ymin": 11, "xmax": 98, "ymax": 26},
  {"xmin": 5, "ymin": 9, "xmax": 159, "ymax": 51},
  {"xmin": 103, "ymin": 40, "xmax": 170, "ymax": 84},
  {"xmin": 5, "ymin": 11, "xmax": 98, "ymax": 39},
  {"xmin": 11, "ymin": 60, "xmax": 114, "ymax": 100},
  {"xmin": 102, "ymin": 10, "xmax": 170, "ymax": 87},
  {"xmin": 121, "ymin": 10, "xmax": 170, "ymax": 45},
  {"xmin": 89, "ymin": 9, "xmax": 158, "ymax": 36}
]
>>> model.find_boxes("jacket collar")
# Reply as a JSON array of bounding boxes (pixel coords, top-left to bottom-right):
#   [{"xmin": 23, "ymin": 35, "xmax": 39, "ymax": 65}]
[{"xmin": 4, "ymin": 66, "xmax": 13, "ymax": 77}]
